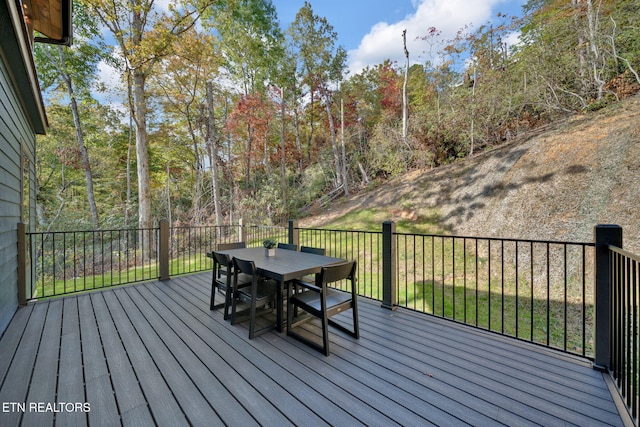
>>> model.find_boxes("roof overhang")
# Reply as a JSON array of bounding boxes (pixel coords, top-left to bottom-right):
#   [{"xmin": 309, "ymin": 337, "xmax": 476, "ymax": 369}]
[{"xmin": 22, "ymin": 0, "xmax": 72, "ymax": 45}]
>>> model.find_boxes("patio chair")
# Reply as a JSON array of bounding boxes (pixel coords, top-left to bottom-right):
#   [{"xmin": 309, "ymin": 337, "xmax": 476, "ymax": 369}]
[
  {"xmin": 207, "ymin": 242, "xmax": 247, "ymax": 313},
  {"xmin": 210, "ymin": 251, "xmax": 251, "ymax": 320},
  {"xmin": 298, "ymin": 246, "xmax": 326, "ymax": 283},
  {"xmin": 277, "ymin": 242, "xmax": 297, "ymax": 251},
  {"xmin": 218, "ymin": 241, "xmax": 246, "ymax": 250},
  {"xmin": 207, "ymin": 241, "xmax": 246, "ymax": 281},
  {"xmin": 287, "ymin": 260, "xmax": 359, "ymax": 356},
  {"xmin": 300, "ymin": 246, "xmax": 325, "ymax": 255},
  {"xmin": 231, "ymin": 257, "xmax": 278, "ymax": 339}
]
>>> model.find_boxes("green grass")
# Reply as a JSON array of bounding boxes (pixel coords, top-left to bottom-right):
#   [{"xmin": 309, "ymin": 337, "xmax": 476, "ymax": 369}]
[
  {"xmin": 317, "ymin": 207, "xmax": 444, "ymax": 235},
  {"xmin": 35, "ymin": 255, "xmax": 214, "ymax": 298},
  {"xmin": 309, "ymin": 213, "xmax": 594, "ymax": 357}
]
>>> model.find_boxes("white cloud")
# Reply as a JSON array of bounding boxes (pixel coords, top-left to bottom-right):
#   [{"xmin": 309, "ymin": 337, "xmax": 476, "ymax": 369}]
[
  {"xmin": 97, "ymin": 60, "xmax": 122, "ymax": 92},
  {"xmin": 347, "ymin": 0, "xmax": 504, "ymax": 75},
  {"xmin": 95, "ymin": 48, "xmax": 129, "ymax": 110}
]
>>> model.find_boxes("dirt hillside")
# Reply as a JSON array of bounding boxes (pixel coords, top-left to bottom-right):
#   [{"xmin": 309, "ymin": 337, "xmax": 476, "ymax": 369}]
[{"xmin": 300, "ymin": 95, "xmax": 640, "ymax": 252}]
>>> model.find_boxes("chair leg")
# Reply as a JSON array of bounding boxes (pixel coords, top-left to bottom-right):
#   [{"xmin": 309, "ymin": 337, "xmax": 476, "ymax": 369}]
[
  {"xmin": 321, "ymin": 314, "xmax": 330, "ymax": 356},
  {"xmin": 210, "ymin": 274, "xmax": 216, "ymax": 310},
  {"xmin": 223, "ymin": 287, "xmax": 232, "ymax": 320},
  {"xmin": 352, "ymin": 301, "xmax": 359, "ymax": 339},
  {"xmin": 231, "ymin": 292, "xmax": 238, "ymax": 325},
  {"xmin": 286, "ymin": 284, "xmax": 293, "ymax": 333},
  {"xmin": 248, "ymin": 285, "xmax": 257, "ymax": 339}
]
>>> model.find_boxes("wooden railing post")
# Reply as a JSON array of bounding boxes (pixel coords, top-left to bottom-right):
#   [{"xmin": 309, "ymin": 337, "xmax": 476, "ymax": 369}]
[
  {"xmin": 159, "ymin": 220, "xmax": 170, "ymax": 281},
  {"xmin": 382, "ymin": 221, "xmax": 397, "ymax": 310},
  {"xmin": 593, "ymin": 224, "xmax": 622, "ymax": 371},
  {"xmin": 17, "ymin": 223, "xmax": 27, "ymax": 305},
  {"xmin": 288, "ymin": 219, "xmax": 299, "ymax": 247},
  {"xmin": 238, "ymin": 218, "xmax": 246, "ymax": 243}
]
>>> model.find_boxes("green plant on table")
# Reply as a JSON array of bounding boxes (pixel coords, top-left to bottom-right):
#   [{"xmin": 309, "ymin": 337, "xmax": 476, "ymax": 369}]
[{"xmin": 263, "ymin": 238, "xmax": 277, "ymax": 249}]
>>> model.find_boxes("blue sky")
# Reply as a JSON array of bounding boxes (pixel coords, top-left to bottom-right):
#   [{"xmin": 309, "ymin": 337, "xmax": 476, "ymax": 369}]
[{"xmin": 272, "ymin": 0, "xmax": 527, "ymax": 74}]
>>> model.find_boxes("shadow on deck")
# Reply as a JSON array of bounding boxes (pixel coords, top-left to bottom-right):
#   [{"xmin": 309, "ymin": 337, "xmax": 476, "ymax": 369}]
[{"xmin": 0, "ymin": 272, "xmax": 625, "ymax": 426}]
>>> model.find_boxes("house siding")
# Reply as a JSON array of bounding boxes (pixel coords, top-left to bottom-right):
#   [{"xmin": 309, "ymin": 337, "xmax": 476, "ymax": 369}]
[{"xmin": 0, "ymin": 2, "xmax": 40, "ymax": 337}]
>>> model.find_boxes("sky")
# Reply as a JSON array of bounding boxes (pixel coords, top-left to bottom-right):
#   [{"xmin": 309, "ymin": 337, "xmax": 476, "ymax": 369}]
[
  {"xmin": 272, "ymin": 0, "xmax": 527, "ymax": 75},
  {"xmin": 96, "ymin": 0, "xmax": 527, "ymax": 104}
]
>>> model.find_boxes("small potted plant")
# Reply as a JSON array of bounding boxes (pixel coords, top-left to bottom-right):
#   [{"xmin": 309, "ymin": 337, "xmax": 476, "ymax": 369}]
[{"xmin": 263, "ymin": 238, "xmax": 277, "ymax": 257}]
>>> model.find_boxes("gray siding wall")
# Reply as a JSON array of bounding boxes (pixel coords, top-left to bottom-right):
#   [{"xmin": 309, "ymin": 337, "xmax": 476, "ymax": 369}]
[{"xmin": 0, "ymin": 51, "xmax": 36, "ymax": 337}]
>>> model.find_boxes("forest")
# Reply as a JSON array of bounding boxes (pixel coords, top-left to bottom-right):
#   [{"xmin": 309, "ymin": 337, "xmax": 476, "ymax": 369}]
[{"xmin": 33, "ymin": 0, "xmax": 640, "ymax": 232}]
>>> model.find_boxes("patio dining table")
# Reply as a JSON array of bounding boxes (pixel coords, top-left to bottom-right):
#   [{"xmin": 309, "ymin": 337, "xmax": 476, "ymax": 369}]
[{"xmin": 218, "ymin": 246, "xmax": 345, "ymax": 332}]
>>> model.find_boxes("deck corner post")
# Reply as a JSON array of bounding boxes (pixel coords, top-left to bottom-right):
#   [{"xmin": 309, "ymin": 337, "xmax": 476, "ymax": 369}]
[
  {"xmin": 288, "ymin": 219, "xmax": 299, "ymax": 247},
  {"xmin": 17, "ymin": 222, "xmax": 27, "ymax": 305},
  {"xmin": 593, "ymin": 224, "xmax": 622, "ymax": 371},
  {"xmin": 382, "ymin": 220, "xmax": 397, "ymax": 310},
  {"xmin": 159, "ymin": 219, "xmax": 170, "ymax": 281},
  {"xmin": 239, "ymin": 218, "xmax": 247, "ymax": 243}
]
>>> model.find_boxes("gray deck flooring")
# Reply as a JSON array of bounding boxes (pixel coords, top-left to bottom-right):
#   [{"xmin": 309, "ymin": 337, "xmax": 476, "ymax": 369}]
[{"xmin": 0, "ymin": 271, "xmax": 625, "ymax": 426}]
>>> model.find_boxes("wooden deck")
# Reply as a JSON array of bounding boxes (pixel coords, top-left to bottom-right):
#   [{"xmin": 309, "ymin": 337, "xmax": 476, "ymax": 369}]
[{"xmin": 0, "ymin": 272, "xmax": 626, "ymax": 426}]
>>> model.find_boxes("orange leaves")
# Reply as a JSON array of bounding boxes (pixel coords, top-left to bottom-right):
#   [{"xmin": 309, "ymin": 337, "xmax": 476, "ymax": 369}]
[{"xmin": 227, "ymin": 94, "xmax": 274, "ymax": 141}]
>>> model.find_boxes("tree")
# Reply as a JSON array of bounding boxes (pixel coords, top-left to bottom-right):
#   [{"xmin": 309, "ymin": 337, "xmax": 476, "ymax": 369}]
[
  {"xmin": 87, "ymin": 0, "xmax": 206, "ymax": 232},
  {"xmin": 150, "ymin": 29, "xmax": 221, "ymax": 224},
  {"xmin": 201, "ymin": 0, "xmax": 283, "ymax": 192},
  {"xmin": 35, "ymin": 0, "xmax": 108, "ymax": 229},
  {"xmin": 288, "ymin": 2, "xmax": 348, "ymax": 192}
]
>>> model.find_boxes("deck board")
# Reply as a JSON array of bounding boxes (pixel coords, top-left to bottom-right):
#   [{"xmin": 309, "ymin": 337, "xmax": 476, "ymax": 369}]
[
  {"xmin": 132, "ymin": 284, "xmax": 262, "ymax": 427},
  {"xmin": 150, "ymin": 277, "xmax": 321, "ymax": 426},
  {"xmin": 103, "ymin": 290, "xmax": 189, "ymax": 427},
  {"xmin": 355, "ymin": 305, "xmax": 620, "ymax": 425},
  {"xmin": 0, "ymin": 305, "xmax": 33, "ymax": 382},
  {"xmin": 0, "ymin": 272, "xmax": 626, "ymax": 427},
  {"xmin": 21, "ymin": 299, "xmax": 62, "ymax": 427},
  {"xmin": 89, "ymin": 292, "xmax": 147, "ymax": 424},
  {"xmin": 0, "ymin": 302, "xmax": 48, "ymax": 427}
]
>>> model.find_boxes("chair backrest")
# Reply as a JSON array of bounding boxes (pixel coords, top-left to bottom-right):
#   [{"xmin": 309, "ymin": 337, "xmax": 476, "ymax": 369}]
[
  {"xmin": 277, "ymin": 243, "xmax": 297, "ymax": 251},
  {"xmin": 300, "ymin": 246, "xmax": 325, "ymax": 255},
  {"xmin": 233, "ymin": 257, "xmax": 256, "ymax": 276},
  {"xmin": 212, "ymin": 251, "xmax": 232, "ymax": 280},
  {"xmin": 319, "ymin": 260, "xmax": 356, "ymax": 285},
  {"xmin": 212, "ymin": 251, "xmax": 231, "ymax": 269},
  {"xmin": 218, "ymin": 241, "xmax": 246, "ymax": 251}
]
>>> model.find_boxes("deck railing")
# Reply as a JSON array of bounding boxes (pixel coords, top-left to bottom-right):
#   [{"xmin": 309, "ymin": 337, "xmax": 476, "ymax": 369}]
[
  {"xmin": 393, "ymin": 232, "xmax": 595, "ymax": 356},
  {"xmin": 608, "ymin": 244, "xmax": 640, "ymax": 424},
  {"xmin": 21, "ymin": 222, "xmax": 286, "ymax": 299},
  {"xmin": 20, "ymin": 220, "xmax": 597, "ymax": 357},
  {"xmin": 296, "ymin": 226, "xmax": 383, "ymax": 301},
  {"xmin": 27, "ymin": 227, "xmax": 161, "ymax": 299},
  {"xmin": 17, "ymin": 220, "xmax": 640, "ymax": 422},
  {"xmin": 295, "ymin": 222, "xmax": 595, "ymax": 358}
]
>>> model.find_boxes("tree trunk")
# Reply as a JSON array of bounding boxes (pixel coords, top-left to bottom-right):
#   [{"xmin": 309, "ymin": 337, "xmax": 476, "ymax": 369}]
[
  {"xmin": 245, "ymin": 123, "xmax": 253, "ymax": 190},
  {"xmin": 402, "ymin": 30, "xmax": 409, "ymax": 147},
  {"xmin": 125, "ymin": 112, "xmax": 133, "ymax": 226},
  {"xmin": 340, "ymin": 97, "xmax": 349, "ymax": 196},
  {"xmin": 572, "ymin": 0, "xmax": 590, "ymax": 95},
  {"xmin": 280, "ymin": 87, "xmax": 287, "ymax": 211},
  {"xmin": 307, "ymin": 91, "xmax": 314, "ymax": 162},
  {"xmin": 318, "ymin": 82, "xmax": 341, "ymax": 188},
  {"xmin": 57, "ymin": 46, "xmax": 100, "ymax": 229},
  {"xmin": 207, "ymin": 82, "xmax": 222, "ymax": 227},
  {"xmin": 586, "ymin": 0, "xmax": 606, "ymax": 100},
  {"xmin": 294, "ymin": 105, "xmax": 302, "ymax": 172},
  {"xmin": 132, "ymin": 69, "xmax": 153, "ymax": 236},
  {"xmin": 186, "ymin": 113, "xmax": 202, "ymax": 223},
  {"xmin": 470, "ymin": 62, "xmax": 476, "ymax": 155}
]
